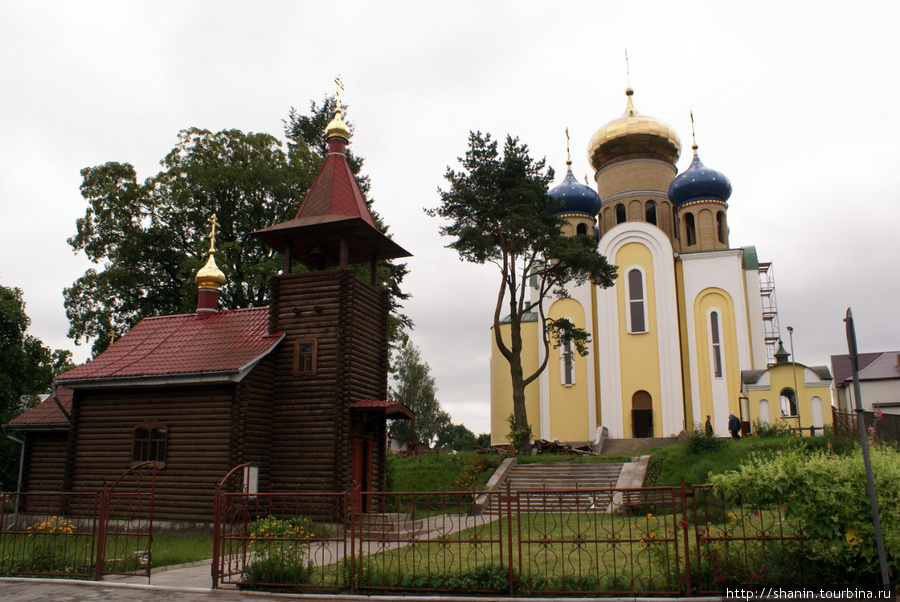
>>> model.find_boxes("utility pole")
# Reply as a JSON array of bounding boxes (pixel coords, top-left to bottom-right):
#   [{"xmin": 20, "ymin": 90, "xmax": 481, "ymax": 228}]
[
  {"xmin": 786, "ymin": 326, "xmax": 802, "ymax": 434},
  {"xmin": 844, "ymin": 308, "xmax": 890, "ymax": 595}
]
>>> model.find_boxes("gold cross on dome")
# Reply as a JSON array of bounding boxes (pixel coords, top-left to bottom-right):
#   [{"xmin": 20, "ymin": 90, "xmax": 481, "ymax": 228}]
[
  {"xmin": 335, "ymin": 75, "xmax": 344, "ymax": 106},
  {"xmin": 208, "ymin": 213, "xmax": 220, "ymax": 253}
]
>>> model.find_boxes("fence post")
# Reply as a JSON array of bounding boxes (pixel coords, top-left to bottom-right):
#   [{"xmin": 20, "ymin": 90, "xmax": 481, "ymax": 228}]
[
  {"xmin": 95, "ymin": 484, "xmax": 109, "ymax": 581},
  {"xmin": 348, "ymin": 489, "xmax": 356, "ymax": 595},
  {"xmin": 503, "ymin": 481, "xmax": 517, "ymax": 596},
  {"xmin": 679, "ymin": 479, "xmax": 692, "ymax": 593},
  {"xmin": 211, "ymin": 487, "xmax": 220, "ymax": 589}
]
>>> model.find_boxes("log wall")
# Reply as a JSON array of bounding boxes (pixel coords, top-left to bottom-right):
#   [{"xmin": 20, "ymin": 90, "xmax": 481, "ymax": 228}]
[
  {"xmin": 268, "ymin": 270, "xmax": 390, "ymax": 494},
  {"xmin": 22, "ymin": 431, "xmax": 68, "ymax": 491},
  {"xmin": 66, "ymin": 384, "xmax": 237, "ymax": 519}
]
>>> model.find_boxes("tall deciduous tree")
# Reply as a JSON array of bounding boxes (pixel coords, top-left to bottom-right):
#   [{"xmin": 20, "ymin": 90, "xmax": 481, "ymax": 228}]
[
  {"xmin": 66, "ymin": 99, "xmax": 409, "ymax": 356},
  {"xmin": 1, "ymin": 285, "xmax": 74, "ymax": 489},
  {"xmin": 388, "ymin": 335, "xmax": 450, "ymax": 448},
  {"xmin": 65, "ymin": 128, "xmax": 318, "ymax": 355},
  {"xmin": 429, "ymin": 132, "xmax": 616, "ymax": 448}
]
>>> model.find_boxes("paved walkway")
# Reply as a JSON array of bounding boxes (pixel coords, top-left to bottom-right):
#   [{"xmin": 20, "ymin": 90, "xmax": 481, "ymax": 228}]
[{"xmin": 3, "ymin": 577, "xmax": 725, "ymax": 602}]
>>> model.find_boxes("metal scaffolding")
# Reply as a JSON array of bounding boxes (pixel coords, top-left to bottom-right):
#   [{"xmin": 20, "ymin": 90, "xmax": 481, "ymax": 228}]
[{"xmin": 758, "ymin": 262, "xmax": 781, "ymax": 366}]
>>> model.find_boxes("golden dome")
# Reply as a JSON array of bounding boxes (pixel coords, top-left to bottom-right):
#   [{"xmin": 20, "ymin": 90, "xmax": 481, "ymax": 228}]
[
  {"xmin": 587, "ymin": 88, "xmax": 681, "ymax": 171},
  {"xmin": 196, "ymin": 214, "xmax": 226, "ymax": 290},
  {"xmin": 196, "ymin": 252, "xmax": 226, "ymax": 290},
  {"xmin": 325, "ymin": 106, "xmax": 351, "ymax": 140}
]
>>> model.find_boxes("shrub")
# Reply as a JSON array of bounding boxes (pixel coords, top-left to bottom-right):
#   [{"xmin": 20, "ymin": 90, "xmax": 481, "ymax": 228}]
[
  {"xmin": 687, "ymin": 424, "xmax": 724, "ymax": 454},
  {"xmin": 506, "ymin": 415, "xmax": 532, "ymax": 455},
  {"xmin": 751, "ymin": 419, "xmax": 796, "ymax": 438},
  {"xmin": 244, "ymin": 516, "xmax": 315, "ymax": 587},
  {"xmin": 710, "ymin": 446, "xmax": 900, "ymax": 582}
]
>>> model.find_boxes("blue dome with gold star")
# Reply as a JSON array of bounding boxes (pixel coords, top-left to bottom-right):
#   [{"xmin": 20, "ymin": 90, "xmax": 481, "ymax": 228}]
[
  {"xmin": 549, "ymin": 166, "xmax": 602, "ymax": 216},
  {"xmin": 667, "ymin": 147, "xmax": 732, "ymax": 206}
]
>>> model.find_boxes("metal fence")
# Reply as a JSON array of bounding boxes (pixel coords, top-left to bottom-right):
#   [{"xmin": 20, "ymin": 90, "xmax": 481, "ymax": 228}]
[
  {"xmin": 834, "ymin": 408, "xmax": 900, "ymax": 445},
  {"xmin": 212, "ymin": 480, "xmax": 809, "ymax": 595},
  {"xmin": 0, "ymin": 462, "xmax": 156, "ymax": 580}
]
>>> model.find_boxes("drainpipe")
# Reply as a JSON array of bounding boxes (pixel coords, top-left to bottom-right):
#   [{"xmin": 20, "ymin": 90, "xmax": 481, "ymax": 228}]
[
  {"xmin": 1, "ymin": 424, "xmax": 25, "ymax": 529},
  {"xmin": 52, "ymin": 382, "xmax": 71, "ymax": 423}
]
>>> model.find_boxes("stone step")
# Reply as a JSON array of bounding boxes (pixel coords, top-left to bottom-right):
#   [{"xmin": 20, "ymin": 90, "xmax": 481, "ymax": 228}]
[
  {"xmin": 600, "ymin": 437, "xmax": 678, "ymax": 456},
  {"xmin": 482, "ymin": 461, "xmax": 627, "ymax": 514}
]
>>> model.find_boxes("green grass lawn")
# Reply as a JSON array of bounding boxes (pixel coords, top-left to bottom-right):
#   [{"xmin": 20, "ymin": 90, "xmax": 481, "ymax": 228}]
[
  {"xmin": 151, "ymin": 529, "xmax": 213, "ymax": 567},
  {"xmin": 386, "ymin": 452, "xmax": 506, "ymax": 492}
]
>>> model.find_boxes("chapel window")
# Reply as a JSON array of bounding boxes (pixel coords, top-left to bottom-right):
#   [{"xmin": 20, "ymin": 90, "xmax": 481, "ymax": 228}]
[
  {"xmin": 576, "ymin": 223, "xmax": 588, "ymax": 236},
  {"xmin": 716, "ymin": 211, "xmax": 727, "ymax": 244},
  {"xmin": 780, "ymin": 388, "xmax": 798, "ymax": 417},
  {"xmin": 615, "ymin": 203, "xmax": 626, "ymax": 224},
  {"xmin": 132, "ymin": 422, "xmax": 168, "ymax": 466},
  {"xmin": 294, "ymin": 340, "xmax": 318, "ymax": 376}
]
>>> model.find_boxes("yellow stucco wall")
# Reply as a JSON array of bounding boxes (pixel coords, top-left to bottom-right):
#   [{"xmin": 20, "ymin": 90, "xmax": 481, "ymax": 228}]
[
  {"xmin": 744, "ymin": 363, "xmax": 833, "ymax": 436},
  {"xmin": 615, "ymin": 242, "xmax": 662, "ymax": 437},
  {"xmin": 547, "ymin": 298, "xmax": 590, "ymax": 441},
  {"xmin": 693, "ymin": 289, "xmax": 741, "ymax": 421},
  {"xmin": 675, "ymin": 260, "xmax": 693, "ymax": 427},
  {"xmin": 490, "ymin": 320, "xmax": 541, "ymax": 444}
]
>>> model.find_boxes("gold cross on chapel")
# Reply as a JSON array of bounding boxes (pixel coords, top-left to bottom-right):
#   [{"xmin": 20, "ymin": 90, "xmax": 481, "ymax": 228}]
[
  {"xmin": 334, "ymin": 75, "xmax": 344, "ymax": 107},
  {"xmin": 208, "ymin": 213, "xmax": 220, "ymax": 253}
]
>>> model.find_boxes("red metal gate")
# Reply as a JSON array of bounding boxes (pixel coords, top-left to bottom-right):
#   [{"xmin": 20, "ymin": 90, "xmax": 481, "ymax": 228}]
[
  {"xmin": 95, "ymin": 461, "xmax": 157, "ymax": 580},
  {"xmin": 0, "ymin": 462, "xmax": 156, "ymax": 581}
]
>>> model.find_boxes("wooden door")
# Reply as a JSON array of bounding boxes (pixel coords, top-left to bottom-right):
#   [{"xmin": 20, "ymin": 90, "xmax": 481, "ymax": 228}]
[{"xmin": 351, "ymin": 438, "xmax": 372, "ymax": 513}]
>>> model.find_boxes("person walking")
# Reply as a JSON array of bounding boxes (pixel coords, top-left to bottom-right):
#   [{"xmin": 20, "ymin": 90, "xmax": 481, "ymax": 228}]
[
  {"xmin": 705, "ymin": 415, "xmax": 714, "ymax": 436},
  {"xmin": 728, "ymin": 412, "xmax": 741, "ymax": 440}
]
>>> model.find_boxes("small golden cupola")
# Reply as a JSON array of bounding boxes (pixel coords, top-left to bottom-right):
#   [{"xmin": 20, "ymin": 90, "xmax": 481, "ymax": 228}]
[{"xmin": 196, "ymin": 214, "xmax": 226, "ymax": 315}]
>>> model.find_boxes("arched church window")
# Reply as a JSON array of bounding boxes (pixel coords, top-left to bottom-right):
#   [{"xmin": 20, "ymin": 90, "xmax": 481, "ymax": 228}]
[
  {"xmin": 684, "ymin": 213, "xmax": 696, "ymax": 246},
  {"xmin": 710, "ymin": 311, "xmax": 723, "ymax": 378},
  {"xmin": 672, "ymin": 205, "xmax": 679, "ymax": 239},
  {"xmin": 576, "ymin": 222, "xmax": 588, "ymax": 236},
  {"xmin": 716, "ymin": 211, "xmax": 726, "ymax": 244},
  {"xmin": 780, "ymin": 388, "xmax": 798, "ymax": 417},
  {"xmin": 627, "ymin": 268, "xmax": 647, "ymax": 333},
  {"xmin": 645, "ymin": 201, "xmax": 657, "ymax": 225},
  {"xmin": 560, "ymin": 329, "xmax": 574, "ymax": 386},
  {"xmin": 615, "ymin": 203, "xmax": 626, "ymax": 224}
]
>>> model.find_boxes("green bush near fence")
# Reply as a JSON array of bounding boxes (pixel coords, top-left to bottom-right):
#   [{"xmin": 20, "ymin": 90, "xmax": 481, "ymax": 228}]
[
  {"xmin": 711, "ymin": 445, "xmax": 900, "ymax": 585},
  {"xmin": 242, "ymin": 516, "xmax": 315, "ymax": 588}
]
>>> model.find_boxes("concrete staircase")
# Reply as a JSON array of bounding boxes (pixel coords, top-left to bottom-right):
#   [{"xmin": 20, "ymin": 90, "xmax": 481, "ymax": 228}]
[
  {"xmin": 600, "ymin": 437, "xmax": 678, "ymax": 456},
  {"xmin": 353, "ymin": 512, "xmax": 414, "ymax": 536},
  {"xmin": 481, "ymin": 462, "xmax": 624, "ymax": 513}
]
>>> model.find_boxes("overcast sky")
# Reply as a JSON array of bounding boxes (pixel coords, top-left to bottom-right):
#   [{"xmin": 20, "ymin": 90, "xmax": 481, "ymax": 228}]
[{"xmin": 2, "ymin": 1, "xmax": 898, "ymax": 433}]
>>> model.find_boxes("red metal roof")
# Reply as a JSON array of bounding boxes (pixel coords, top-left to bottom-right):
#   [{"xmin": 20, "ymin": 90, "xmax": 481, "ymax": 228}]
[
  {"xmin": 351, "ymin": 398, "xmax": 415, "ymax": 420},
  {"xmin": 8, "ymin": 388, "xmax": 72, "ymax": 429},
  {"xmin": 294, "ymin": 152, "xmax": 376, "ymax": 227},
  {"xmin": 56, "ymin": 307, "xmax": 283, "ymax": 385},
  {"xmin": 251, "ymin": 147, "xmax": 410, "ymax": 268}
]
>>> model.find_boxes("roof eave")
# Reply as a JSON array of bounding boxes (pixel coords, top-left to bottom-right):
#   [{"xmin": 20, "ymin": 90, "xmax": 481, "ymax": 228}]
[{"xmin": 56, "ymin": 333, "xmax": 285, "ymax": 390}]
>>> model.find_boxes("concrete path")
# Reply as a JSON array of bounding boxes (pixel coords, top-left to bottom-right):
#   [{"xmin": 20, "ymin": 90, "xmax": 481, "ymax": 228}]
[
  {"xmin": 2, "ymin": 576, "xmax": 723, "ymax": 601},
  {"xmin": 102, "ymin": 512, "xmax": 501, "ymax": 589}
]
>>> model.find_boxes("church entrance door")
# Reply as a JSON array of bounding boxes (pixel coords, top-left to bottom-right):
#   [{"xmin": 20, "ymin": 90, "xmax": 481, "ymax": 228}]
[
  {"xmin": 631, "ymin": 390, "xmax": 654, "ymax": 438},
  {"xmin": 351, "ymin": 438, "xmax": 372, "ymax": 513}
]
